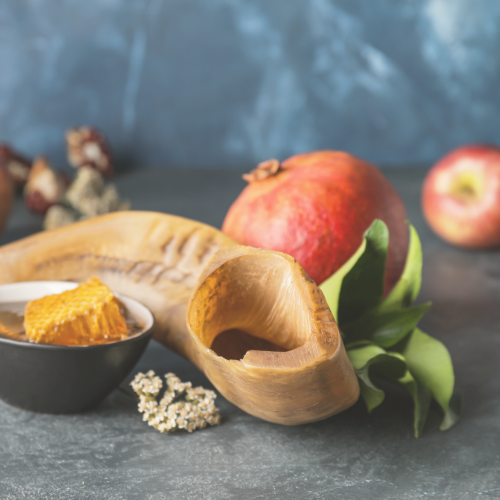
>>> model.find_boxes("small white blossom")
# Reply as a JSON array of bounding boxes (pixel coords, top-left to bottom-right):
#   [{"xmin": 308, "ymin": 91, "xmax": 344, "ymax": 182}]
[{"xmin": 131, "ymin": 371, "xmax": 221, "ymax": 434}]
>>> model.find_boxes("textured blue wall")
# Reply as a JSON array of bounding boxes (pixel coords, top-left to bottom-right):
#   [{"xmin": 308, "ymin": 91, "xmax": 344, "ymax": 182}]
[{"xmin": 0, "ymin": 0, "xmax": 499, "ymax": 169}]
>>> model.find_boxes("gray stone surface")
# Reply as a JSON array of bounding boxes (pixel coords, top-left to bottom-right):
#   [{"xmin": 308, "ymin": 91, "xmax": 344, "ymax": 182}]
[
  {"xmin": 1, "ymin": 1, "xmax": 500, "ymax": 168},
  {"xmin": 0, "ymin": 167, "xmax": 499, "ymax": 499}
]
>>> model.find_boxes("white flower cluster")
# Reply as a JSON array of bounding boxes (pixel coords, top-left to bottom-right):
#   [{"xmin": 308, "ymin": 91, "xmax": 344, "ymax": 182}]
[
  {"xmin": 130, "ymin": 370, "xmax": 163, "ymax": 397},
  {"xmin": 130, "ymin": 371, "xmax": 221, "ymax": 434}
]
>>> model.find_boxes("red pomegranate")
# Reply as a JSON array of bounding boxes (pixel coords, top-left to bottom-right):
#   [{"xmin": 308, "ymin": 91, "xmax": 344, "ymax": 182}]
[{"xmin": 222, "ymin": 151, "xmax": 409, "ymax": 294}]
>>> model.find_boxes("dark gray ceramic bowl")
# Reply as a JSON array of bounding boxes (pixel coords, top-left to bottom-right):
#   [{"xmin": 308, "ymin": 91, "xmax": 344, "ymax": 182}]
[{"xmin": 0, "ymin": 281, "xmax": 154, "ymax": 413}]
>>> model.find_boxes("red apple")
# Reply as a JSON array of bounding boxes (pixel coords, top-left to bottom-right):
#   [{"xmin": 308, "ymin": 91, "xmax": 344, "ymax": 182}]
[
  {"xmin": 422, "ymin": 144, "xmax": 500, "ymax": 249},
  {"xmin": 222, "ymin": 151, "xmax": 409, "ymax": 294}
]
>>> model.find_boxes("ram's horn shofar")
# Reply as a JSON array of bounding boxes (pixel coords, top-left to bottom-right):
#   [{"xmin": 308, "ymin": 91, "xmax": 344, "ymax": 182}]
[{"xmin": 0, "ymin": 211, "xmax": 359, "ymax": 424}]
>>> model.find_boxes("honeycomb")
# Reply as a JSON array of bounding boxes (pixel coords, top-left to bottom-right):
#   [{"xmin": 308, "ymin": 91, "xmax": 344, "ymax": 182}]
[{"xmin": 24, "ymin": 277, "xmax": 128, "ymax": 346}]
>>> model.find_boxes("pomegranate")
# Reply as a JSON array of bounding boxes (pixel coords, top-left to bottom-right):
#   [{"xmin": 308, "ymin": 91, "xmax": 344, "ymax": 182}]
[{"xmin": 222, "ymin": 151, "xmax": 409, "ymax": 293}]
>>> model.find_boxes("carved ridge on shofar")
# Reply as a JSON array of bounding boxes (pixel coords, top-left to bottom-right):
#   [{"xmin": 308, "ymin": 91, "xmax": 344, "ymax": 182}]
[{"xmin": 0, "ymin": 211, "xmax": 359, "ymax": 424}]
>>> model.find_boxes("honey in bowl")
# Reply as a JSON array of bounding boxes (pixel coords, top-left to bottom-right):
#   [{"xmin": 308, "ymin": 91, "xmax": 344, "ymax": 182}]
[{"xmin": 0, "ymin": 278, "xmax": 143, "ymax": 346}]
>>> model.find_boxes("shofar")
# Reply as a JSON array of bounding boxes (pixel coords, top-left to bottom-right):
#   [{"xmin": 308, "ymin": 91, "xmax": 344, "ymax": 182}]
[{"xmin": 0, "ymin": 211, "xmax": 359, "ymax": 424}]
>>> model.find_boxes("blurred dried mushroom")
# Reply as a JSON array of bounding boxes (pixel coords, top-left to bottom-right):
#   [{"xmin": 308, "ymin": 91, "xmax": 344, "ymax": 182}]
[
  {"xmin": 0, "ymin": 144, "xmax": 32, "ymax": 187},
  {"xmin": 66, "ymin": 127, "xmax": 113, "ymax": 177},
  {"xmin": 24, "ymin": 157, "xmax": 67, "ymax": 215},
  {"xmin": 42, "ymin": 167, "xmax": 130, "ymax": 229},
  {"xmin": 43, "ymin": 205, "xmax": 78, "ymax": 231},
  {"xmin": 65, "ymin": 167, "xmax": 129, "ymax": 218}
]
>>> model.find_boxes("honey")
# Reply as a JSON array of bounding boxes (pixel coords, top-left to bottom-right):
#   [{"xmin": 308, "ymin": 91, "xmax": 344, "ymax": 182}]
[{"xmin": 0, "ymin": 278, "xmax": 142, "ymax": 346}]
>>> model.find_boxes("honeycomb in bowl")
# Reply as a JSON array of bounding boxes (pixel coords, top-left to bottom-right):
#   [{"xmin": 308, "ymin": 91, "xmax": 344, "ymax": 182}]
[{"xmin": 24, "ymin": 277, "xmax": 128, "ymax": 346}]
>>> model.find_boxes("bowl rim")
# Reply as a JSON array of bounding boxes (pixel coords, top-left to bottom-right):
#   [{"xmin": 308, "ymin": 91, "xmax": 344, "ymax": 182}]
[{"xmin": 0, "ymin": 281, "xmax": 155, "ymax": 350}]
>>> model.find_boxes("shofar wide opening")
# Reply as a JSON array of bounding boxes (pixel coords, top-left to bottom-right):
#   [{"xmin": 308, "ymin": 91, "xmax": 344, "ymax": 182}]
[{"xmin": 188, "ymin": 253, "xmax": 315, "ymax": 361}]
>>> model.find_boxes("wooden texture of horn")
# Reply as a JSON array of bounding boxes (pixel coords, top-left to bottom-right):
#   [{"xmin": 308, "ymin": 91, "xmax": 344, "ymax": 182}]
[
  {"xmin": 0, "ymin": 211, "xmax": 359, "ymax": 424},
  {"xmin": 187, "ymin": 246, "xmax": 359, "ymax": 424}
]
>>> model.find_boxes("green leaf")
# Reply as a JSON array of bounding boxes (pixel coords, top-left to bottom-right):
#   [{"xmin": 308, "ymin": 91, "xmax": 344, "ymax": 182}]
[
  {"xmin": 347, "ymin": 344, "xmax": 407, "ymax": 412},
  {"xmin": 397, "ymin": 372, "xmax": 432, "ymax": 438},
  {"xmin": 344, "ymin": 340, "xmax": 374, "ymax": 349},
  {"xmin": 321, "ymin": 219, "xmax": 460, "ymax": 436},
  {"xmin": 338, "ymin": 220, "xmax": 389, "ymax": 325},
  {"xmin": 347, "ymin": 344, "xmax": 400, "ymax": 372},
  {"xmin": 372, "ymin": 351, "xmax": 432, "ymax": 438},
  {"xmin": 319, "ymin": 237, "xmax": 366, "ymax": 320},
  {"xmin": 439, "ymin": 391, "xmax": 462, "ymax": 431},
  {"xmin": 397, "ymin": 328, "xmax": 455, "ymax": 427},
  {"xmin": 380, "ymin": 223, "xmax": 422, "ymax": 311},
  {"xmin": 342, "ymin": 302, "xmax": 431, "ymax": 347},
  {"xmin": 356, "ymin": 367, "xmax": 386, "ymax": 413}
]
